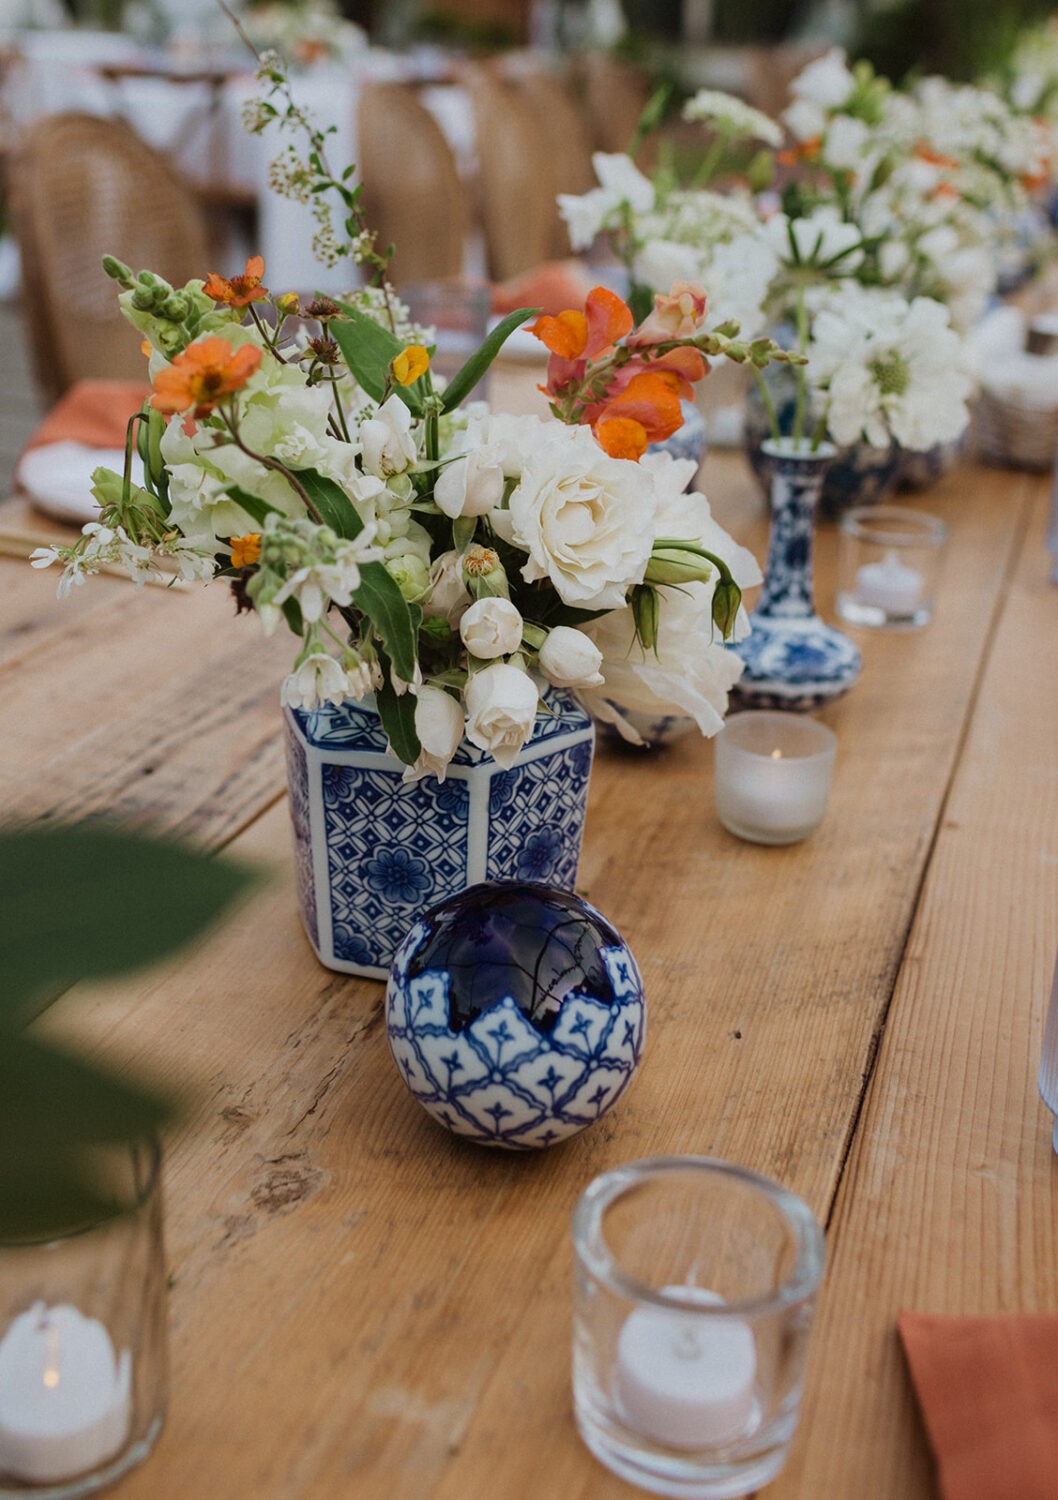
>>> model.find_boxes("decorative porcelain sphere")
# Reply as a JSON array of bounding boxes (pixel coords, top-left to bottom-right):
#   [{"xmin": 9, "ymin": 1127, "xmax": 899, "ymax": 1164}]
[{"xmin": 385, "ymin": 882, "xmax": 646, "ymax": 1149}]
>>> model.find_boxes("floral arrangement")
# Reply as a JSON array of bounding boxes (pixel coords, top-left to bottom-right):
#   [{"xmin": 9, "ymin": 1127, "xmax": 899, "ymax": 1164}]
[
  {"xmin": 32, "ymin": 56, "xmax": 796, "ymax": 764},
  {"xmin": 559, "ymin": 64, "xmax": 994, "ymax": 456}
]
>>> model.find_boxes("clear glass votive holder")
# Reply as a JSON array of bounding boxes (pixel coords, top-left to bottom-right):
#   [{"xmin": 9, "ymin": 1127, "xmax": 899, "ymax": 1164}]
[
  {"xmin": 0, "ymin": 1141, "xmax": 167, "ymax": 1499},
  {"xmin": 836, "ymin": 505, "xmax": 947, "ymax": 629},
  {"xmin": 572, "ymin": 1157, "xmax": 825, "ymax": 1499},
  {"xmin": 713, "ymin": 712, "xmax": 837, "ymax": 847}
]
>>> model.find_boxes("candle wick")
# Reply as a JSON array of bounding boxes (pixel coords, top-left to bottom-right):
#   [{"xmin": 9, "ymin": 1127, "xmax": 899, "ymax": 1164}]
[{"xmin": 673, "ymin": 1324, "xmax": 701, "ymax": 1361}]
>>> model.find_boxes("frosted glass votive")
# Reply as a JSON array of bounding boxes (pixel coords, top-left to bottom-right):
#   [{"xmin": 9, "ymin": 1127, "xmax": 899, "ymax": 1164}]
[
  {"xmin": 836, "ymin": 506, "xmax": 947, "ymax": 629},
  {"xmin": 714, "ymin": 712, "xmax": 837, "ymax": 846}
]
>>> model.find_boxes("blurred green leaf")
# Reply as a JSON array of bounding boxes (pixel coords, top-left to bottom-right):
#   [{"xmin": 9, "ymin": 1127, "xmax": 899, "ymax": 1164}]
[
  {"xmin": 0, "ymin": 823, "xmax": 258, "ymax": 1026},
  {"xmin": 440, "ymin": 307, "xmax": 539, "ymax": 413}
]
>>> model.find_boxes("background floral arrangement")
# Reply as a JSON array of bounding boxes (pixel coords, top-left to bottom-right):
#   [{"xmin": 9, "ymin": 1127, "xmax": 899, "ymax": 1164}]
[
  {"xmin": 558, "ymin": 46, "xmax": 1051, "ymax": 456},
  {"xmin": 31, "ymin": 55, "xmax": 801, "ymax": 765}
]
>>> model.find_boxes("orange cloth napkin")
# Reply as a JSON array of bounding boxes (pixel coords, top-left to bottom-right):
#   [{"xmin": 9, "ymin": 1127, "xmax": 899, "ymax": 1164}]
[
  {"xmin": 490, "ymin": 259, "xmax": 595, "ymax": 319},
  {"xmin": 20, "ymin": 380, "xmax": 149, "ymax": 459},
  {"xmin": 899, "ymin": 1310, "xmax": 1058, "ymax": 1500}
]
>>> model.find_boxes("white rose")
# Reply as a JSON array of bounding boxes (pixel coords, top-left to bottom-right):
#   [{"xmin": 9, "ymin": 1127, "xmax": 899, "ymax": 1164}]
[
  {"xmin": 507, "ymin": 426, "xmax": 655, "ymax": 610},
  {"xmin": 403, "ymin": 686, "xmax": 465, "ymax": 783},
  {"xmin": 538, "ymin": 626, "xmax": 604, "ymax": 688},
  {"xmin": 434, "ymin": 445, "xmax": 506, "ymax": 519},
  {"xmin": 423, "ymin": 549, "xmax": 470, "ymax": 625},
  {"xmin": 360, "ymin": 395, "xmax": 418, "ymax": 479},
  {"xmin": 464, "ymin": 663, "xmax": 539, "ymax": 769},
  {"xmin": 459, "ymin": 597, "xmax": 524, "ymax": 659}
]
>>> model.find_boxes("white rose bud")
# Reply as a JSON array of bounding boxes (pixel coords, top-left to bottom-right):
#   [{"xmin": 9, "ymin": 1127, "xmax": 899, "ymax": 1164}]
[
  {"xmin": 464, "ymin": 663, "xmax": 539, "ymax": 769},
  {"xmin": 434, "ymin": 445, "xmax": 505, "ymax": 519},
  {"xmin": 403, "ymin": 685, "xmax": 465, "ymax": 783},
  {"xmin": 459, "ymin": 597, "xmax": 524, "ymax": 660},
  {"xmin": 537, "ymin": 626, "xmax": 605, "ymax": 688}
]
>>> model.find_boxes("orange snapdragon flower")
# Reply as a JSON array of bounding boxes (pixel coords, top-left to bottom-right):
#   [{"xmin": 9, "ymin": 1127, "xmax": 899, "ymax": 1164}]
[
  {"xmin": 203, "ymin": 255, "xmax": 269, "ymax": 308},
  {"xmin": 593, "ymin": 370, "xmax": 685, "ymax": 459},
  {"xmin": 151, "ymin": 336, "xmax": 262, "ymax": 418}
]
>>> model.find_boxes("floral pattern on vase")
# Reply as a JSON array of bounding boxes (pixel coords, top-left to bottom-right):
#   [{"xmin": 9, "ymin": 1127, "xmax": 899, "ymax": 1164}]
[
  {"xmin": 283, "ymin": 690, "xmax": 595, "ymax": 979},
  {"xmin": 732, "ymin": 439, "xmax": 861, "ymax": 712},
  {"xmin": 385, "ymin": 882, "xmax": 645, "ymax": 1149}
]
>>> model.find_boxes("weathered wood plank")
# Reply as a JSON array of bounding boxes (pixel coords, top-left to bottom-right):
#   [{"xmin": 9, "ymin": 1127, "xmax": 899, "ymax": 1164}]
[
  {"xmin": 769, "ymin": 476, "xmax": 1058, "ymax": 1498},
  {"xmin": 30, "ymin": 454, "xmax": 1044, "ymax": 1498}
]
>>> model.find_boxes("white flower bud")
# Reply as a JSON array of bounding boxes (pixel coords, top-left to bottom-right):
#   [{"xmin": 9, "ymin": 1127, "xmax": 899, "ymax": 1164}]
[
  {"xmin": 537, "ymin": 626, "xmax": 605, "ymax": 688},
  {"xmin": 459, "ymin": 597, "xmax": 524, "ymax": 660},
  {"xmin": 403, "ymin": 685, "xmax": 465, "ymax": 783},
  {"xmin": 434, "ymin": 446, "xmax": 505, "ymax": 519},
  {"xmin": 464, "ymin": 663, "xmax": 539, "ymax": 769}
]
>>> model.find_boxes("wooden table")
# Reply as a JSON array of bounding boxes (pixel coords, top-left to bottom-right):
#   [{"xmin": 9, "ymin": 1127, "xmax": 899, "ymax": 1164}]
[{"xmin": 4, "ymin": 438, "xmax": 1058, "ymax": 1499}]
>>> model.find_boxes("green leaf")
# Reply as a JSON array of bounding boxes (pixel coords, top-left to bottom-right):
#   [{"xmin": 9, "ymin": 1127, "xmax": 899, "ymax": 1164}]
[
  {"xmin": 374, "ymin": 662, "xmax": 421, "ymax": 766},
  {"xmin": 331, "ymin": 306, "xmax": 424, "ymax": 415},
  {"xmin": 0, "ymin": 1035, "xmax": 171, "ymax": 1150},
  {"xmin": 226, "ymin": 486, "xmax": 284, "ymax": 530},
  {"xmin": 297, "ymin": 468, "xmax": 364, "ymax": 539},
  {"xmin": 352, "ymin": 562, "xmax": 419, "ymax": 684},
  {"xmin": 0, "ymin": 824, "xmax": 258, "ymax": 1026},
  {"xmin": 440, "ymin": 307, "xmax": 540, "ymax": 414}
]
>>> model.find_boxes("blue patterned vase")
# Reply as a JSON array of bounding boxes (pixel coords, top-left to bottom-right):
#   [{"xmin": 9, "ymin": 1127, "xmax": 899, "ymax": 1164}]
[
  {"xmin": 744, "ymin": 366, "xmax": 902, "ymax": 520},
  {"xmin": 283, "ymin": 690, "xmax": 595, "ymax": 979},
  {"xmin": 732, "ymin": 439, "xmax": 861, "ymax": 712},
  {"xmin": 386, "ymin": 882, "xmax": 645, "ymax": 1149}
]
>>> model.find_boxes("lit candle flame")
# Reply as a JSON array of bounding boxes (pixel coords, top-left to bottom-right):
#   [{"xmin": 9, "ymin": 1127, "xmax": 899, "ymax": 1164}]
[
  {"xmin": 42, "ymin": 1318, "xmax": 61, "ymax": 1390},
  {"xmin": 770, "ymin": 748, "xmax": 783, "ymax": 760}
]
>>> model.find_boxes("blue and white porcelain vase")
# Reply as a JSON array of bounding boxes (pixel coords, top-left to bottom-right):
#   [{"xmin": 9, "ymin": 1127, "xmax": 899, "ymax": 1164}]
[
  {"xmin": 386, "ymin": 882, "xmax": 645, "ymax": 1149},
  {"xmin": 733, "ymin": 438, "xmax": 861, "ymax": 712},
  {"xmin": 283, "ymin": 690, "xmax": 595, "ymax": 979},
  {"xmin": 744, "ymin": 364, "xmax": 902, "ymax": 520}
]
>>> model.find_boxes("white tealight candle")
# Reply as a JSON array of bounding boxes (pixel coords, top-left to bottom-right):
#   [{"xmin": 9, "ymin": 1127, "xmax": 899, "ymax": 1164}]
[
  {"xmin": 714, "ymin": 712, "xmax": 837, "ymax": 846},
  {"xmin": 853, "ymin": 550, "xmax": 923, "ymax": 616},
  {"xmin": 0, "ymin": 1302, "xmax": 132, "ymax": 1484},
  {"xmin": 614, "ymin": 1286, "xmax": 758, "ymax": 1450}
]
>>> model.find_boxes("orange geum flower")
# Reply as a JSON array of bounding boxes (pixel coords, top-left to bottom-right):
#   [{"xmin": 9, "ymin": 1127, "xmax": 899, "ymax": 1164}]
[
  {"xmin": 391, "ymin": 345, "xmax": 430, "ymax": 386},
  {"xmin": 151, "ymin": 336, "xmax": 262, "ymax": 418},
  {"xmin": 229, "ymin": 533, "xmax": 262, "ymax": 569},
  {"xmin": 203, "ymin": 255, "xmax": 269, "ymax": 308}
]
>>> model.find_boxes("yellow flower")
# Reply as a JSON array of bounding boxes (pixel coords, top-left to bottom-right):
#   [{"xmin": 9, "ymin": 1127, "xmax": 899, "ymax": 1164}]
[
  {"xmin": 230, "ymin": 533, "xmax": 262, "ymax": 569},
  {"xmin": 390, "ymin": 345, "xmax": 430, "ymax": 386}
]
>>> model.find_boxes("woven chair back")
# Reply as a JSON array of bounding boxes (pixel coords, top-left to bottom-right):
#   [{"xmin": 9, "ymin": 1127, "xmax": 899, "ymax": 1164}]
[
  {"xmin": 463, "ymin": 64, "xmax": 554, "ymax": 282},
  {"xmin": 357, "ymin": 82, "xmax": 467, "ymax": 284},
  {"xmin": 8, "ymin": 112, "xmax": 210, "ymax": 404},
  {"xmin": 501, "ymin": 63, "xmax": 596, "ymax": 260}
]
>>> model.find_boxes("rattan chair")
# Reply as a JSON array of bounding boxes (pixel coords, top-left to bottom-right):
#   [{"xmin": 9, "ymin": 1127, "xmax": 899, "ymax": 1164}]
[
  {"xmin": 8, "ymin": 111, "xmax": 210, "ymax": 405},
  {"xmin": 463, "ymin": 64, "xmax": 554, "ymax": 282},
  {"xmin": 499, "ymin": 61, "xmax": 596, "ymax": 260},
  {"xmin": 357, "ymin": 81, "xmax": 467, "ymax": 284}
]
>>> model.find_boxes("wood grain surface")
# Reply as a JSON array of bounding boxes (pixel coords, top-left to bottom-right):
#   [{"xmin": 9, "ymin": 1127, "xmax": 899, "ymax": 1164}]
[{"xmin": 7, "ymin": 446, "xmax": 1055, "ymax": 1500}]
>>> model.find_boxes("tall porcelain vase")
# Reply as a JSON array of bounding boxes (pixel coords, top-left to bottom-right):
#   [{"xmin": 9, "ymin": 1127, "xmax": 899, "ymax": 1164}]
[{"xmin": 733, "ymin": 439, "xmax": 861, "ymax": 711}]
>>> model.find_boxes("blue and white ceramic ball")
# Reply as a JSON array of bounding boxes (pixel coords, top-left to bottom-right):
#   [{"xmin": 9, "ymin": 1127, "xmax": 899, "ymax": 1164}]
[{"xmin": 386, "ymin": 882, "xmax": 646, "ymax": 1149}]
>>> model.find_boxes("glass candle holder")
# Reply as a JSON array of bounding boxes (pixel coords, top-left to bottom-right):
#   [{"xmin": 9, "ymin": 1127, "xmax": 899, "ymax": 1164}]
[
  {"xmin": 836, "ymin": 506, "xmax": 947, "ymax": 629},
  {"xmin": 713, "ymin": 712, "xmax": 836, "ymax": 847},
  {"xmin": 0, "ymin": 1141, "xmax": 167, "ymax": 1499},
  {"xmin": 572, "ymin": 1157, "xmax": 825, "ymax": 1499}
]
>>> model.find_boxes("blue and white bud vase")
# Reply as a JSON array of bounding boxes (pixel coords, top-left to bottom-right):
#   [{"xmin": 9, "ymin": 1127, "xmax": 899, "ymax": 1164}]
[{"xmin": 732, "ymin": 438, "xmax": 861, "ymax": 712}]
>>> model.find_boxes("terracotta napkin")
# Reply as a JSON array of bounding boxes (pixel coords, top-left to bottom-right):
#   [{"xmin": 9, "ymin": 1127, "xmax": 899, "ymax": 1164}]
[
  {"xmin": 899, "ymin": 1310, "xmax": 1058, "ymax": 1500},
  {"xmin": 490, "ymin": 259, "xmax": 595, "ymax": 319},
  {"xmin": 20, "ymin": 380, "xmax": 149, "ymax": 457}
]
